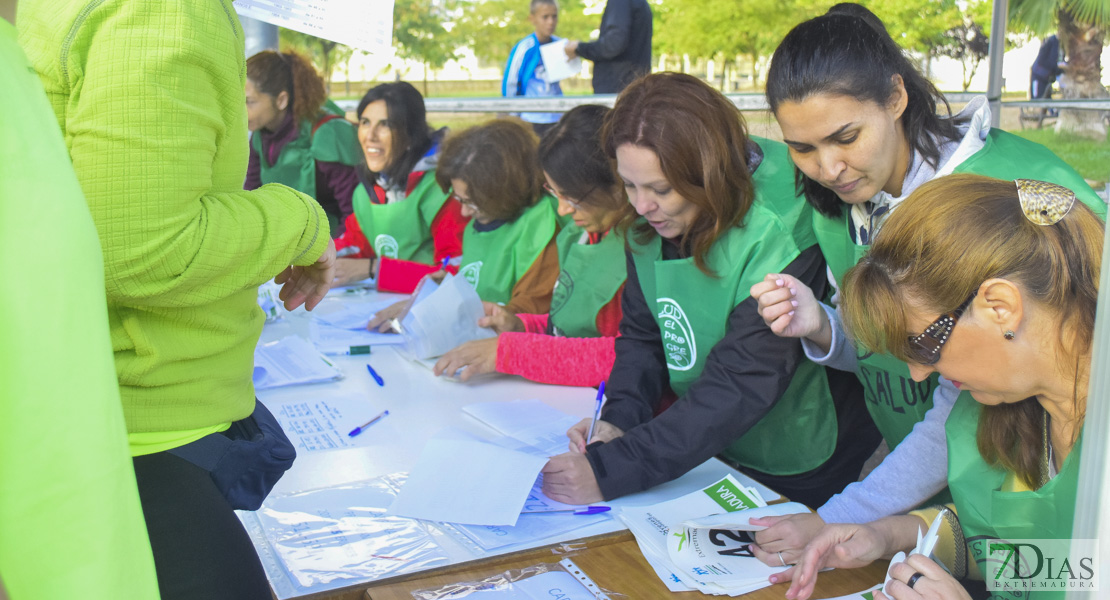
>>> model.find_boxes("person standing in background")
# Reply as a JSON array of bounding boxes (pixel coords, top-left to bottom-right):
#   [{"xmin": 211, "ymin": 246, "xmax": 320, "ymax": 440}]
[
  {"xmin": 1, "ymin": 4, "xmax": 160, "ymax": 599},
  {"xmin": 503, "ymin": 0, "xmax": 565, "ymax": 136},
  {"xmin": 19, "ymin": 1, "xmax": 336, "ymax": 598},
  {"xmin": 563, "ymin": 0, "xmax": 652, "ymax": 94}
]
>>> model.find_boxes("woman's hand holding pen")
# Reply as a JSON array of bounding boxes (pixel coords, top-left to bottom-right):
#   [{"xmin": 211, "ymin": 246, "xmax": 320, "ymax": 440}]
[
  {"xmin": 541, "ymin": 452, "xmax": 603, "ymax": 504},
  {"xmin": 566, "ymin": 418, "xmax": 623, "ymax": 453}
]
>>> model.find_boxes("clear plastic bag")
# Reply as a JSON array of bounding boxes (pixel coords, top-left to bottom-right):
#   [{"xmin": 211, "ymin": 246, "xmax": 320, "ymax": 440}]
[{"xmin": 410, "ymin": 557, "xmax": 625, "ymax": 600}]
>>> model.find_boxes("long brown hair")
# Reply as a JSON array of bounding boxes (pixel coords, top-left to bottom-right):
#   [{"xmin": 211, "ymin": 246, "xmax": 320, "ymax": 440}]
[
  {"xmin": 601, "ymin": 73, "xmax": 756, "ymax": 275},
  {"xmin": 841, "ymin": 174, "xmax": 1102, "ymax": 487},
  {"xmin": 246, "ymin": 50, "xmax": 328, "ymax": 125},
  {"xmin": 435, "ymin": 119, "xmax": 543, "ymax": 222}
]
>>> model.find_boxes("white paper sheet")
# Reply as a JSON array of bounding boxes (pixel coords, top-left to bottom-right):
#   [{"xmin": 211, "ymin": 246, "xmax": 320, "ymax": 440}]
[
  {"xmin": 311, "ymin": 297, "xmax": 398, "ymax": 330},
  {"xmin": 447, "ymin": 568, "xmax": 603, "ymax": 599},
  {"xmin": 270, "ymin": 396, "xmax": 387, "ymax": 453},
  {"xmin": 253, "ymin": 336, "xmax": 342, "ymax": 389},
  {"xmin": 462, "ymin": 399, "xmax": 580, "ymax": 456},
  {"xmin": 539, "ymin": 39, "xmax": 583, "ymax": 83},
  {"xmin": 233, "ymin": 0, "xmax": 394, "ymax": 55},
  {"xmin": 388, "ymin": 438, "xmax": 548, "ymax": 526},
  {"xmin": 309, "ymin": 320, "xmax": 404, "ymax": 354},
  {"xmin": 399, "ymin": 274, "xmax": 496, "ymax": 359}
]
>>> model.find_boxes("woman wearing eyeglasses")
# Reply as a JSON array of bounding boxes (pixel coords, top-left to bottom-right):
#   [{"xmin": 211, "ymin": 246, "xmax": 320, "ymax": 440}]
[
  {"xmin": 433, "ymin": 119, "xmax": 562, "ymax": 316},
  {"xmin": 748, "ymin": 8, "xmax": 1104, "ymax": 565},
  {"xmin": 779, "ymin": 174, "xmax": 1101, "ymax": 600},
  {"xmin": 433, "ymin": 105, "xmax": 627, "ymax": 385},
  {"xmin": 540, "ymin": 73, "xmax": 881, "ymax": 507},
  {"xmin": 331, "ymin": 82, "xmax": 470, "ymax": 293}
]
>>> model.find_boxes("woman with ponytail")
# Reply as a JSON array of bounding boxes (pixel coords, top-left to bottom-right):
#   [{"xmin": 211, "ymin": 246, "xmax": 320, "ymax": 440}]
[
  {"xmin": 245, "ymin": 50, "xmax": 362, "ymax": 236},
  {"xmin": 748, "ymin": 5, "xmax": 1105, "ymax": 566}
]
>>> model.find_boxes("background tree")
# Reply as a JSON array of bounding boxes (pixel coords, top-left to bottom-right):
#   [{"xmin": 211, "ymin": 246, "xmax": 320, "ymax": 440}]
[
  {"xmin": 1010, "ymin": 0, "xmax": 1110, "ymax": 138},
  {"xmin": 393, "ymin": 0, "xmax": 463, "ymax": 95},
  {"xmin": 935, "ymin": 0, "xmax": 994, "ymax": 91},
  {"xmin": 278, "ymin": 30, "xmax": 355, "ymax": 90}
]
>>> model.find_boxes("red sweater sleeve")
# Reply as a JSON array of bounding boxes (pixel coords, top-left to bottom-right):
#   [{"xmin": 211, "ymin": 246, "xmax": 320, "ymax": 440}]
[
  {"xmin": 430, "ymin": 197, "xmax": 468, "ymax": 263},
  {"xmin": 496, "ymin": 333, "xmax": 616, "ymax": 387},
  {"xmin": 594, "ymin": 284, "xmax": 624, "ymax": 336},
  {"xmin": 333, "ymin": 212, "xmax": 373, "ymax": 258},
  {"xmin": 376, "ymin": 198, "xmax": 468, "ymax": 293}
]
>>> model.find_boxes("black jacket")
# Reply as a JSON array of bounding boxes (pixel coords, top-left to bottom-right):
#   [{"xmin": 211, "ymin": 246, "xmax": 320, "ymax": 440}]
[{"xmin": 576, "ymin": 0, "xmax": 652, "ymax": 94}]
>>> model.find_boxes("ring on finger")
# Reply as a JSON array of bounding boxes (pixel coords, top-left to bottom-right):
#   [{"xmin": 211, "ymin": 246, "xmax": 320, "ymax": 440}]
[
  {"xmin": 907, "ymin": 572, "xmax": 924, "ymax": 589},
  {"xmin": 777, "ymin": 551, "xmax": 787, "ymax": 567}
]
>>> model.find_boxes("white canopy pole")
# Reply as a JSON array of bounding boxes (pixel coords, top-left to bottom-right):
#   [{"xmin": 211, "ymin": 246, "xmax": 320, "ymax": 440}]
[{"xmin": 985, "ymin": 0, "xmax": 1009, "ymax": 128}]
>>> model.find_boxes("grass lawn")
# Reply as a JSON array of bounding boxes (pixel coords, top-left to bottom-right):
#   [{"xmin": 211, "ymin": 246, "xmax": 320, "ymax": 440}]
[{"xmin": 1011, "ymin": 127, "xmax": 1110, "ymax": 186}]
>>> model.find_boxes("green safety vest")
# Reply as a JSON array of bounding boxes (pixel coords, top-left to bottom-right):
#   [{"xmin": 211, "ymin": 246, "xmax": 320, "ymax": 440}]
[
  {"xmin": 814, "ymin": 128, "xmax": 1106, "ymax": 451},
  {"xmin": 350, "ymin": 172, "xmax": 452, "ymax": 264},
  {"xmin": 549, "ymin": 225, "xmax": 627, "ymax": 338},
  {"xmin": 627, "ymin": 139, "xmax": 836, "ymax": 475},
  {"xmin": 459, "ymin": 195, "xmax": 558, "ymax": 305},
  {"xmin": 946, "ymin": 393, "xmax": 1080, "ymax": 600},
  {"xmin": 250, "ymin": 110, "xmax": 362, "ymax": 233}
]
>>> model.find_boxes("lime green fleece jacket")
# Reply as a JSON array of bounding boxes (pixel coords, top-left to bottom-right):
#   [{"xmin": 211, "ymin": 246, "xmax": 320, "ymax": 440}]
[{"xmin": 18, "ymin": 0, "xmax": 331, "ymax": 433}]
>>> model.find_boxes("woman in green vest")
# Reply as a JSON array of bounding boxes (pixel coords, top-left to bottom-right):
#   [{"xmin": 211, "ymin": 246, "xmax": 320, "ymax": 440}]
[
  {"xmin": 244, "ymin": 50, "xmax": 362, "ymax": 236},
  {"xmin": 748, "ymin": 8, "xmax": 1106, "ymax": 565},
  {"xmin": 331, "ymin": 82, "xmax": 469, "ymax": 293},
  {"xmin": 432, "ymin": 105, "xmax": 627, "ymax": 385},
  {"xmin": 780, "ymin": 175, "xmax": 1101, "ymax": 600},
  {"xmin": 541, "ymin": 73, "xmax": 881, "ymax": 508}
]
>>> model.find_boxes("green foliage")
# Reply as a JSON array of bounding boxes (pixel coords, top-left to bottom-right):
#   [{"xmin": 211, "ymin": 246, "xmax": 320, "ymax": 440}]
[
  {"xmin": 1009, "ymin": 0, "xmax": 1110, "ymax": 35},
  {"xmin": 452, "ymin": 0, "xmax": 598, "ymax": 68},
  {"xmin": 279, "ymin": 30, "xmax": 354, "ymax": 84},
  {"xmin": 393, "ymin": 0, "xmax": 462, "ymax": 70}
]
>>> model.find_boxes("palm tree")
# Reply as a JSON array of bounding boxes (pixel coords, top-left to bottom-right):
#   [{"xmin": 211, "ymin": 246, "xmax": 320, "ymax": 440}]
[{"xmin": 1010, "ymin": 0, "xmax": 1110, "ymax": 138}]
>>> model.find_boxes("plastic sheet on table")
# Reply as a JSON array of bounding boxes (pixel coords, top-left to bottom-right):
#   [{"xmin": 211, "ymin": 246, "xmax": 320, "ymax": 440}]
[
  {"xmin": 254, "ymin": 473, "xmax": 450, "ymax": 591},
  {"xmin": 410, "ymin": 558, "xmax": 625, "ymax": 600}
]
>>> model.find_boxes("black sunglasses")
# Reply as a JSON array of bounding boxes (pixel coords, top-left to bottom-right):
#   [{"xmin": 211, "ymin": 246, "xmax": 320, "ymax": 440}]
[{"xmin": 906, "ymin": 291, "xmax": 977, "ymax": 366}]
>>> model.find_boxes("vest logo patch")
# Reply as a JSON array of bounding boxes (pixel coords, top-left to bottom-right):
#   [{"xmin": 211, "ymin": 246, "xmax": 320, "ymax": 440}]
[
  {"xmin": 460, "ymin": 261, "xmax": 482, "ymax": 287},
  {"xmin": 549, "ymin": 271, "xmax": 574, "ymax": 316},
  {"xmin": 657, "ymin": 297, "xmax": 696, "ymax": 371},
  {"xmin": 374, "ymin": 234, "xmax": 400, "ymax": 259}
]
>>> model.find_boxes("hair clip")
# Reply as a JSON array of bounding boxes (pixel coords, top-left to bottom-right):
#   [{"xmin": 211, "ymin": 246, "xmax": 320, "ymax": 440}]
[{"xmin": 1016, "ymin": 179, "xmax": 1076, "ymax": 226}]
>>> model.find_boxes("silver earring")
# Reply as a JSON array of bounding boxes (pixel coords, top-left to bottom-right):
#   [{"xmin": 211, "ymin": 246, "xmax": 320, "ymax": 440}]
[{"xmin": 1004, "ymin": 330, "xmax": 1015, "ymax": 340}]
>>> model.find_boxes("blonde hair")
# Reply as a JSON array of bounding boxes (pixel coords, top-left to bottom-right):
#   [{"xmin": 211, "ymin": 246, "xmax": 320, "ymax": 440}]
[{"xmin": 840, "ymin": 173, "xmax": 1102, "ymax": 486}]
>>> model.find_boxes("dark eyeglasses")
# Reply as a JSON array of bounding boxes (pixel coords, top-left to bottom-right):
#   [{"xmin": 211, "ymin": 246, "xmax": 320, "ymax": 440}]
[{"xmin": 905, "ymin": 291, "xmax": 977, "ymax": 365}]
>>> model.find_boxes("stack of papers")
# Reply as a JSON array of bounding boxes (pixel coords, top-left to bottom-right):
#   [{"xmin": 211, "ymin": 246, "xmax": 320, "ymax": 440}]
[
  {"xmin": 309, "ymin": 321, "xmax": 404, "ymax": 354},
  {"xmin": 620, "ymin": 474, "xmax": 810, "ymax": 596},
  {"xmin": 398, "ymin": 274, "xmax": 495, "ymax": 359},
  {"xmin": 254, "ymin": 336, "xmax": 342, "ymax": 389}
]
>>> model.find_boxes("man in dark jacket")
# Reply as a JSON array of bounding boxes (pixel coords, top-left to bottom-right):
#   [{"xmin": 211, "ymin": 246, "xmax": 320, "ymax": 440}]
[{"xmin": 564, "ymin": 0, "xmax": 652, "ymax": 94}]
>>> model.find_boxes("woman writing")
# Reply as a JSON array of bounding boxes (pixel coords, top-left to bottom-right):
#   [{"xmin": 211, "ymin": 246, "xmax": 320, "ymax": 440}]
[
  {"xmin": 541, "ymin": 73, "xmax": 879, "ymax": 507},
  {"xmin": 749, "ymin": 8, "xmax": 1104, "ymax": 563},
  {"xmin": 433, "ymin": 105, "xmax": 626, "ymax": 385},
  {"xmin": 245, "ymin": 50, "xmax": 362, "ymax": 236},
  {"xmin": 332, "ymin": 82, "xmax": 469, "ymax": 293},
  {"xmin": 782, "ymin": 174, "xmax": 1100, "ymax": 600}
]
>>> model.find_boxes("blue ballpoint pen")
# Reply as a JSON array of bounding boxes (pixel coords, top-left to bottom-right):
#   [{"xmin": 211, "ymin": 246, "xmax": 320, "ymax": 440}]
[
  {"xmin": 585, "ymin": 381, "xmax": 606, "ymax": 446},
  {"xmin": 366, "ymin": 363, "xmax": 385, "ymax": 386},
  {"xmin": 348, "ymin": 410, "xmax": 389, "ymax": 437},
  {"xmin": 544, "ymin": 506, "xmax": 611, "ymax": 516},
  {"xmin": 440, "ymin": 255, "xmax": 450, "ymax": 270}
]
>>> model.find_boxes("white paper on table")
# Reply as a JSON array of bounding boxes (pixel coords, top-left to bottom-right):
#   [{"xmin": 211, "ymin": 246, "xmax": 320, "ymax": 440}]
[
  {"xmin": 311, "ymin": 297, "xmax": 399, "ymax": 330},
  {"xmin": 309, "ymin": 320, "xmax": 404, "ymax": 353},
  {"xmin": 387, "ymin": 438, "xmax": 547, "ymax": 526},
  {"xmin": 269, "ymin": 396, "xmax": 385, "ymax": 453},
  {"xmin": 399, "ymin": 274, "xmax": 496, "ymax": 359},
  {"xmin": 326, "ymin": 276, "xmax": 375, "ymax": 296},
  {"xmin": 253, "ymin": 336, "xmax": 342, "ymax": 389},
  {"xmin": 462, "ymin": 399, "xmax": 581, "ymax": 456},
  {"xmin": 539, "ymin": 39, "xmax": 583, "ymax": 83},
  {"xmin": 440, "ymin": 561, "xmax": 608, "ymax": 599}
]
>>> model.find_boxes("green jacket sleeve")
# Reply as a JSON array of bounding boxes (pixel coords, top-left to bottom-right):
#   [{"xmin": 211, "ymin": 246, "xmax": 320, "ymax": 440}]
[{"xmin": 34, "ymin": 0, "xmax": 329, "ymax": 309}]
